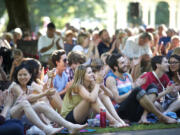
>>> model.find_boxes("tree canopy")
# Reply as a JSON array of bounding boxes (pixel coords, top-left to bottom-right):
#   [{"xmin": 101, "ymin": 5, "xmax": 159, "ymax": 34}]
[
  {"xmin": 0, "ymin": 0, "xmax": 171, "ymax": 32},
  {"xmin": 1, "ymin": 0, "xmax": 105, "ymax": 31},
  {"xmin": 155, "ymin": 2, "xmax": 169, "ymax": 26},
  {"xmin": 28, "ymin": 0, "xmax": 105, "ymax": 30}
]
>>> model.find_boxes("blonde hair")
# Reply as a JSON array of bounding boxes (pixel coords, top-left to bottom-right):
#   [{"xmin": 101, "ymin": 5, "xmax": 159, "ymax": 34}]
[{"xmin": 67, "ymin": 65, "xmax": 88, "ymax": 99}]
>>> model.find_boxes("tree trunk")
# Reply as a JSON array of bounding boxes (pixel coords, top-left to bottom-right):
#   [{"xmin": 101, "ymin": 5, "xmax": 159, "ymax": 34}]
[{"xmin": 4, "ymin": 0, "xmax": 30, "ymax": 32}]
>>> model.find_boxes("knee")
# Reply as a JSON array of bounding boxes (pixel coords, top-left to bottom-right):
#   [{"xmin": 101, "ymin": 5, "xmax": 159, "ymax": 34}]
[
  {"xmin": 19, "ymin": 100, "xmax": 31, "ymax": 108},
  {"xmin": 34, "ymin": 102, "xmax": 47, "ymax": 110}
]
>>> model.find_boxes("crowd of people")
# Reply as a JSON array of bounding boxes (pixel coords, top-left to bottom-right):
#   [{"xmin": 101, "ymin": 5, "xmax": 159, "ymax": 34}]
[{"xmin": 0, "ymin": 22, "xmax": 180, "ymax": 135}]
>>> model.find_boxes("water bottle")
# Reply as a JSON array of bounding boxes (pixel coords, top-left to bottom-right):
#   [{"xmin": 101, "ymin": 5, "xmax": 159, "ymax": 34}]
[{"xmin": 100, "ymin": 108, "xmax": 106, "ymax": 128}]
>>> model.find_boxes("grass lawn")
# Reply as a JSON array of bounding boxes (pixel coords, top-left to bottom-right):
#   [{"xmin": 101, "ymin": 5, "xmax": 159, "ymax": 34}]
[{"xmin": 57, "ymin": 123, "xmax": 180, "ymax": 135}]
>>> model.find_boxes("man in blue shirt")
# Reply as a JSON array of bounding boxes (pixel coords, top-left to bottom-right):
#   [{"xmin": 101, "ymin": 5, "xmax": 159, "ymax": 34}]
[{"xmin": 52, "ymin": 49, "xmax": 70, "ymax": 98}]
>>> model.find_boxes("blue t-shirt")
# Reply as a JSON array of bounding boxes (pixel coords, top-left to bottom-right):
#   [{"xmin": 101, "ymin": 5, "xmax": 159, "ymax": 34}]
[
  {"xmin": 53, "ymin": 71, "xmax": 68, "ymax": 92},
  {"xmin": 158, "ymin": 37, "xmax": 171, "ymax": 46}
]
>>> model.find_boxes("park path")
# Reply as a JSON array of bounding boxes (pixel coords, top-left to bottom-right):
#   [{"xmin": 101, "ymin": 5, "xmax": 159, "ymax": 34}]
[{"xmin": 92, "ymin": 128, "xmax": 180, "ymax": 135}]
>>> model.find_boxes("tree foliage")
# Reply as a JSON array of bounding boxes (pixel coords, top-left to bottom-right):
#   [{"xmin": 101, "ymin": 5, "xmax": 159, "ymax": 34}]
[
  {"xmin": 0, "ymin": 0, "xmax": 6, "ymax": 17},
  {"xmin": 127, "ymin": 2, "xmax": 142, "ymax": 27},
  {"xmin": 155, "ymin": 2, "xmax": 169, "ymax": 26},
  {"xmin": 27, "ymin": 0, "xmax": 105, "ymax": 30}
]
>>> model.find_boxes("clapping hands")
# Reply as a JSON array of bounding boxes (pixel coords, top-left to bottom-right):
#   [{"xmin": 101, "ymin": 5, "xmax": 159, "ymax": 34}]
[{"xmin": 47, "ymin": 68, "xmax": 56, "ymax": 78}]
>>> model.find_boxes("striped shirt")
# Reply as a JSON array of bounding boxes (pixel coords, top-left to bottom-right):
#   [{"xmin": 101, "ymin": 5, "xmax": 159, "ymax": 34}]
[{"xmin": 105, "ymin": 70, "xmax": 132, "ymax": 95}]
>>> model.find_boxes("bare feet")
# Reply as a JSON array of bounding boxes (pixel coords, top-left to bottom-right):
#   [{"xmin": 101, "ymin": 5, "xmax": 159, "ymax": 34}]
[
  {"xmin": 159, "ymin": 115, "xmax": 177, "ymax": 124},
  {"xmin": 119, "ymin": 120, "xmax": 129, "ymax": 127},
  {"xmin": 110, "ymin": 122, "xmax": 129, "ymax": 128},
  {"xmin": 123, "ymin": 119, "xmax": 130, "ymax": 124},
  {"xmin": 138, "ymin": 118, "xmax": 151, "ymax": 124},
  {"xmin": 110, "ymin": 123, "xmax": 123, "ymax": 128},
  {"xmin": 44, "ymin": 126, "xmax": 64, "ymax": 135},
  {"xmin": 68, "ymin": 123, "xmax": 88, "ymax": 134}
]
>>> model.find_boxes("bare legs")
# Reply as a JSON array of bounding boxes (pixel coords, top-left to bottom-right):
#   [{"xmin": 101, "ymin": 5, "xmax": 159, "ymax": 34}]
[
  {"xmin": 164, "ymin": 98, "xmax": 180, "ymax": 113},
  {"xmin": 73, "ymin": 100, "xmax": 91, "ymax": 124},
  {"xmin": 139, "ymin": 95, "xmax": 177, "ymax": 124},
  {"xmin": 138, "ymin": 94, "xmax": 157, "ymax": 124},
  {"xmin": 32, "ymin": 102, "xmax": 87, "ymax": 134},
  {"xmin": 73, "ymin": 97, "xmax": 127, "ymax": 127},
  {"xmin": 99, "ymin": 93, "xmax": 127, "ymax": 126},
  {"xmin": 10, "ymin": 100, "xmax": 63, "ymax": 135},
  {"xmin": 48, "ymin": 92, "xmax": 63, "ymax": 113}
]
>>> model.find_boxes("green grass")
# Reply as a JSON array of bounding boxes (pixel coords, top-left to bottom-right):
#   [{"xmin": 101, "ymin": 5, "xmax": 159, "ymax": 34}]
[
  {"xmin": 87, "ymin": 123, "xmax": 180, "ymax": 134},
  {"xmin": 57, "ymin": 123, "xmax": 180, "ymax": 135}
]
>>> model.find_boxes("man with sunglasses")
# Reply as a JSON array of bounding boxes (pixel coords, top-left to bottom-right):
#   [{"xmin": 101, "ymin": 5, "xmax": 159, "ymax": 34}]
[{"xmin": 51, "ymin": 49, "xmax": 70, "ymax": 98}]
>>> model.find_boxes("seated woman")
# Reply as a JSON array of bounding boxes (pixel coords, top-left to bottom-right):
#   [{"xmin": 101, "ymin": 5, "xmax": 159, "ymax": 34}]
[
  {"xmin": 0, "ymin": 90, "xmax": 24, "ymax": 135},
  {"xmin": 21, "ymin": 58, "xmax": 63, "ymax": 113},
  {"xmin": 61, "ymin": 64, "xmax": 128, "ymax": 127},
  {"xmin": 9, "ymin": 49, "xmax": 24, "ymax": 81},
  {"xmin": 90, "ymin": 58, "xmax": 127, "ymax": 125},
  {"xmin": 9, "ymin": 63, "xmax": 87, "ymax": 135},
  {"xmin": 165, "ymin": 54, "xmax": 180, "ymax": 114}
]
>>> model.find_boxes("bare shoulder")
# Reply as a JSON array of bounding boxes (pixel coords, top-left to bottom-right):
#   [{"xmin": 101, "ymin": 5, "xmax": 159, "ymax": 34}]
[
  {"xmin": 106, "ymin": 76, "xmax": 116, "ymax": 85},
  {"xmin": 78, "ymin": 84, "xmax": 86, "ymax": 91},
  {"xmin": 71, "ymin": 84, "xmax": 84, "ymax": 94}
]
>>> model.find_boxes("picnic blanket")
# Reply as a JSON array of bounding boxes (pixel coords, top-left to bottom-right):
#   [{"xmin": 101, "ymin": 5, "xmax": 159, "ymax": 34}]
[{"xmin": 58, "ymin": 128, "xmax": 96, "ymax": 134}]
